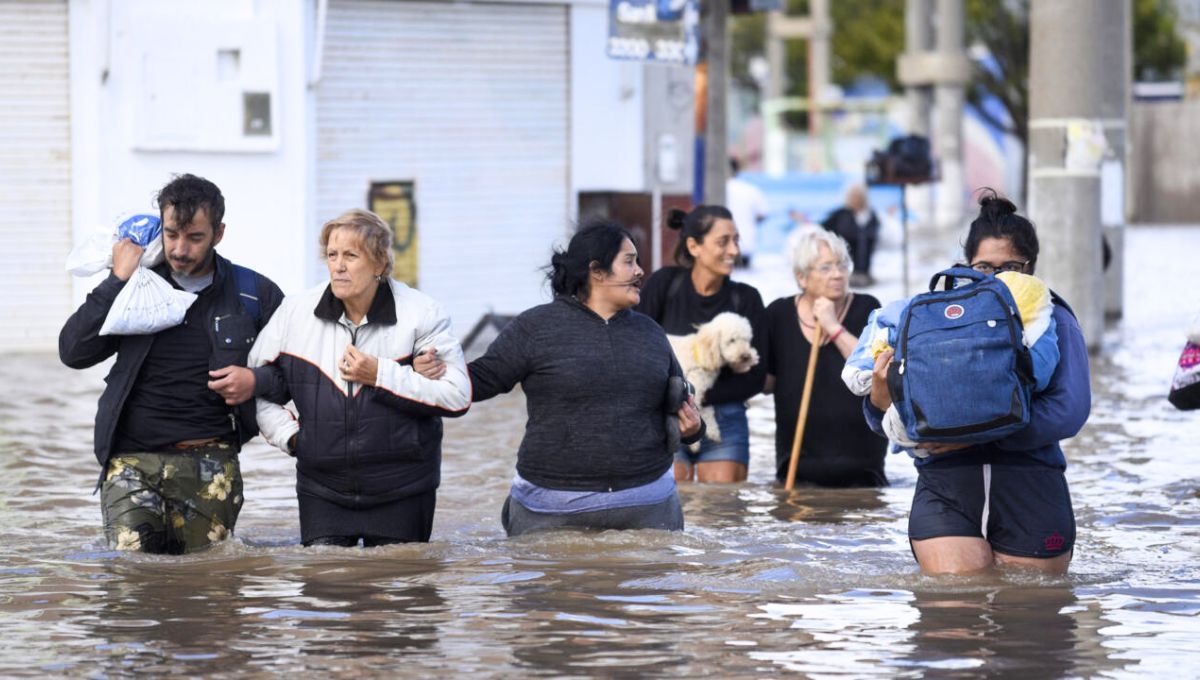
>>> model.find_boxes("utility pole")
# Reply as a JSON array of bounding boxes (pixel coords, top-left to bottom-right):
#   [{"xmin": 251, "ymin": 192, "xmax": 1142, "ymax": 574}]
[
  {"xmin": 763, "ymin": 4, "xmax": 831, "ymax": 177},
  {"xmin": 806, "ymin": 0, "xmax": 830, "ymax": 172},
  {"xmin": 932, "ymin": 0, "xmax": 965, "ymax": 235},
  {"xmin": 902, "ymin": 0, "xmax": 934, "ymax": 239},
  {"xmin": 898, "ymin": 0, "xmax": 968, "ymax": 239},
  {"xmin": 1028, "ymin": 0, "xmax": 1127, "ymax": 350},
  {"xmin": 701, "ymin": 0, "xmax": 728, "ymax": 205},
  {"xmin": 903, "ymin": 0, "xmax": 932, "ymax": 138}
]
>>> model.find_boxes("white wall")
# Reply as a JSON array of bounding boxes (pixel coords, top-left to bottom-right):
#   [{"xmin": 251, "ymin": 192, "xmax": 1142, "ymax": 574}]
[
  {"xmin": 67, "ymin": 0, "xmax": 654, "ymax": 306},
  {"xmin": 569, "ymin": 4, "xmax": 646, "ymax": 204},
  {"xmin": 69, "ymin": 0, "xmax": 313, "ymax": 301}
]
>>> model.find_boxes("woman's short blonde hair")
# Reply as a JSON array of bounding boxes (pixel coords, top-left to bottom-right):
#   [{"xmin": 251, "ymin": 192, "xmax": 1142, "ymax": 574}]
[
  {"xmin": 789, "ymin": 226, "xmax": 852, "ymax": 279},
  {"xmin": 319, "ymin": 209, "xmax": 394, "ymax": 273}
]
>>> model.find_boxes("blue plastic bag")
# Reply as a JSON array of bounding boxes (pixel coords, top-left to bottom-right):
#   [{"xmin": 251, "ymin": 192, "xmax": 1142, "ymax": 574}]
[{"xmin": 117, "ymin": 214, "xmax": 161, "ymax": 248}]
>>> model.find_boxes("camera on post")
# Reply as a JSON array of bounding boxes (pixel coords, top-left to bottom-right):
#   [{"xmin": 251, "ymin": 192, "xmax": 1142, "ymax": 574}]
[
  {"xmin": 866, "ymin": 134, "xmax": 936, "ymax": 186},
  {"xmin": 863, "ymin": 134, "xmax": 936, "ymax": 297}
]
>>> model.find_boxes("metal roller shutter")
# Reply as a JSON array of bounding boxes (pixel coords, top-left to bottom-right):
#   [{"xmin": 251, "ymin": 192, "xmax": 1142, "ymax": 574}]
[
  {"xmin": 317, "ymin": 0, "xmax": 569, "ymax": 334},
  {"xmin": 0, "ymin": 0, "xmax": 72, "ymax": 352}
]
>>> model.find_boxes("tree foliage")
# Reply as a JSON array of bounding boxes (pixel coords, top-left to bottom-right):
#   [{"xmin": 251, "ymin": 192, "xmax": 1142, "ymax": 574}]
[
  {"xmin": 1133, "ymin": 0, "xmax": 1189, "ymax": 82},
  {"xmin": 732, "ymin": 0, "xmax": 1187, "ymax": 139},
  {"xmin": 966, "ymin": 0, "xmax": 1186, "ymax": 146},
  {"xmin": 731, "ymin": 0, "xmax": 904, "ymax": 96},
  {"xmin": 964, "ymin": 0, "xmax": 1030, "ymax": 144}
]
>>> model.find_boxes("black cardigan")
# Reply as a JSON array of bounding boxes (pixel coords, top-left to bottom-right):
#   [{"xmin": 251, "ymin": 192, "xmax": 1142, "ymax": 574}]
[{"xmin": 468, "ymin": 296, "xmax": 698, "ymax": 491}]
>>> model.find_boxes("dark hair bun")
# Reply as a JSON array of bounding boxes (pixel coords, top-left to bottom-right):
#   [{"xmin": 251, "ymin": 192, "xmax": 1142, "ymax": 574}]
[
  {"xmin": 666, "ymin": 208, "xmax": 687, "ymax": 231},
  {"xmin": 977, "ymin": 189, "xmax": 1017, "ymax": 218}
]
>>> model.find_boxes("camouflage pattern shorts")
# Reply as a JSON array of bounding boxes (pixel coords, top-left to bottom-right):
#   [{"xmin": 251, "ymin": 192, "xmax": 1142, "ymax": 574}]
[{"xmin": 100, "ymin": 444, "xmax": 243, "ymax": 554}]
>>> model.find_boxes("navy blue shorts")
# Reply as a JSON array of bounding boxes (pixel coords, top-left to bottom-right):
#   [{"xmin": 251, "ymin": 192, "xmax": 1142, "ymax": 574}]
[
  {"xmin": 675, "ymin": 402, "xmax": 750, "ymax": 466},
  {"xmin": 909, "ymin": 461, "xmax": 1075, "ymax": 559}
]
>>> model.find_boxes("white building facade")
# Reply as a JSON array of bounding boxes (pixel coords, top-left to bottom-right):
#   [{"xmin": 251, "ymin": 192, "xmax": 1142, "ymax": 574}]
[{"xmin": 1, "ymin": 0, "xmax": 692, "ymax": 351}]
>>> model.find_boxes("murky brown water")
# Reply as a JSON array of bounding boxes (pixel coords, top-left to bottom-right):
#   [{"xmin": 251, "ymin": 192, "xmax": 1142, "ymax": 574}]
[{"xmin": 2, "ymin": 226, "xmax": 1199, "ymax": 677}]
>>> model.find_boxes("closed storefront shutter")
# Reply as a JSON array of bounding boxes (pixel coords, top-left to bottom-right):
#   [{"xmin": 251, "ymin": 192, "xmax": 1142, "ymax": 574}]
[
  {"xmin": 317, "ymin": 0, "xmax": 569, "ymax": 334},
  {"xmin": 0, "ymin": 0, "xmax": 72, "ymax": 351}
]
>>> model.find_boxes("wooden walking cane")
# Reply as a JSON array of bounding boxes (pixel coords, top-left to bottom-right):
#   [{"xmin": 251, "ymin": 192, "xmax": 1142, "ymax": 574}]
[{"xmin": 784, "ymin": 324, "xmax": 822, "ymax": 490}]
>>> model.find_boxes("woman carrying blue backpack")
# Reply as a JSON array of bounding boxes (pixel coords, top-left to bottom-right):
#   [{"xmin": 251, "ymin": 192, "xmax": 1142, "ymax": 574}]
[{"xmin": 863, "ymin": 191, "xmax": 1091, "ymax": 575}]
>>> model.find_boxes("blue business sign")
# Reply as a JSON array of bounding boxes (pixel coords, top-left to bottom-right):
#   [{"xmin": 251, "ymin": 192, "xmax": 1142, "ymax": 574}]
[{"xmin": 607, "ymin": 0, "xmax": 700, "ymax": 65}]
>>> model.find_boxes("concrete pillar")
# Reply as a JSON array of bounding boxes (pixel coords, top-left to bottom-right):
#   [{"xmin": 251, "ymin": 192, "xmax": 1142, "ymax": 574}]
[
  {"xmin": 1105, "ymin": 0, "xmax": 1130, "ymax": 320},
  {"xmin": 702, "ymin": 0, "xmax": 728, "ymax": 205},
  {"xmin": 807, "ymin": 0, "xmax": 831, "ymax": 172},
  {"xmin": 1028, "ymin": 0, "xmax": 1128, "ymax": 349},
  {"xmin": 902, "ymin": 0, "xmax": 935, "ymax": 237},
  {"xmin": 904, "ymin": 0, "xmax": 932, "ymax": 137},
  {"xmin": 932, "ymin": 0, "xmax": 965, "ymax": 236},
  {"xmin": 764, "ymin": 11, "xmax": 787, "ymax": 176}
]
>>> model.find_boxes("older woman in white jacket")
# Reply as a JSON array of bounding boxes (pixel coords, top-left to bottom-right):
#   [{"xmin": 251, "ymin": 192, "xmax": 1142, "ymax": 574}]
[{"xmin": 247, "ymin": 209, "xmax": 470, "ymax": 547}]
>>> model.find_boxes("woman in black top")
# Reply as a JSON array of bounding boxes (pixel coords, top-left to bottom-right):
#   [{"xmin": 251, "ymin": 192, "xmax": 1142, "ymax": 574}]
[
  {"xmin": 461, "ymin": 219, "xmax": 703, "ymax": 536},
  {"xmin": 637, "ymin": 206, "xmax": 767, "ymax": 483},
  {"xmin": 765, "ymin": 227, "xmax": 887, "ymax": 487}
]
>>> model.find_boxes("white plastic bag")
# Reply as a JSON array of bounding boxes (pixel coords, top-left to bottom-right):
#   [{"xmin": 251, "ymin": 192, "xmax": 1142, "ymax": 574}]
[
  {"xmin": 99, "ymin": 267, "xmax": 197, "ymax": 336},
  {"xmin": 66, "ymin": 213, "xmax": 164, "ymax": 277}
]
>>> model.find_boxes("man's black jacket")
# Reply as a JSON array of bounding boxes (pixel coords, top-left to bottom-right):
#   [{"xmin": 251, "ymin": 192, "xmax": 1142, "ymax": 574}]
[{"xmin": 59, "ymin": 253, "xmax": 284, "ymax": 484}]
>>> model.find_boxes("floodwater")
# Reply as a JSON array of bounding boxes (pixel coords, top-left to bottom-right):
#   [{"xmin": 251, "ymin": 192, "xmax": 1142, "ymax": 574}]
[{"xmin": 2, "ymin": 226, "xmax": 1199, "ymax": 677}]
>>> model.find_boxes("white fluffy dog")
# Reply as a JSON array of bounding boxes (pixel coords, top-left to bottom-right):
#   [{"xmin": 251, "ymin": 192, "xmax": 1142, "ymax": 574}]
[{"xmin": 668, "ymin": 312, "xmax": 759, "ymax": 448}]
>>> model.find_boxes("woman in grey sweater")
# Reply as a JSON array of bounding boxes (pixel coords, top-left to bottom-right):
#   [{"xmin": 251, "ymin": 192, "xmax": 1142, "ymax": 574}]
[{"xmin": 452, "ymin": 220, "xmax": 703, "ymax": 536}]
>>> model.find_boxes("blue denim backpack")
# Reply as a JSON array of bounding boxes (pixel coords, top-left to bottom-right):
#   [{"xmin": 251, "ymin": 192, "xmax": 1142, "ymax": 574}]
[{"xmin": 886, "ymin": 266, "xmax": 1035, "ymax": 444}]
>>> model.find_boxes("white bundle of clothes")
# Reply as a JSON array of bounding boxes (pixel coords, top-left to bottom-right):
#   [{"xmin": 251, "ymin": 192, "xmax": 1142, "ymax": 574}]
[{"xmin": 65, "ymin": 213, "xmax": 197, "ymax": 335}]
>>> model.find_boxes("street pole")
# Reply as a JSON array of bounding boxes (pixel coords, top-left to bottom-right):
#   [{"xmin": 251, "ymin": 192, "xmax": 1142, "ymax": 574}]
[
  {"xmin": 701, "ymin": 0, "xmax": 728, "ymax": 206},
  {"xmin": 807, "ymin": 0, "xmax": 830, "ymax": 172},
  {"xmin": 1028, "ymin": 0, "xmax": 1127, "ymax": 350},
  {"xmin": 932, "ymin": 0, "xmax": 965, "ymax": 238},
  {"xmin": 904, "ymin": 0, "xmax": 932, "ymax": 238},
  {"xmin": 904, "ymin": 0, "xmax": 932, "ymax": 138}
]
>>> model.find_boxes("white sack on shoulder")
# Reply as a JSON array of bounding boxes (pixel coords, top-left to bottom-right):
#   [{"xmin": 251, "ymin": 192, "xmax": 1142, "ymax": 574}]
[
  {"xmin": 99, "ymin": 267, "xmax": 197, "ymax": 336},
  {"xmin": 65, "ymin": 228, "xmax": 118, "ymax": 276},
  {"xmin": 65, "ymin": 214, "xmax": 164, "ymax": 277}
]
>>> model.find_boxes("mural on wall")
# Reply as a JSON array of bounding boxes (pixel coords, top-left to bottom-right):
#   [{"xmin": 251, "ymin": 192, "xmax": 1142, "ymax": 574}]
[{"xmin": 368, "ymin": 181, "xmax": 418, "ymax": 287}]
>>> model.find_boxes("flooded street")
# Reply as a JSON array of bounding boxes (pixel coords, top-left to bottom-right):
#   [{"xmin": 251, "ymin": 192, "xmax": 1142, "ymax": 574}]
[{"xmin": 2, "ymin": 225, "xmax": 1199, "ymax": 677}]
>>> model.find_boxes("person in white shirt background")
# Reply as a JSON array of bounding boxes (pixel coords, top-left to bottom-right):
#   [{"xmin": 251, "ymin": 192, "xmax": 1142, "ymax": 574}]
[{"xmin": 725, "ymin": 157, "xmax": 769, "ymax": 268}]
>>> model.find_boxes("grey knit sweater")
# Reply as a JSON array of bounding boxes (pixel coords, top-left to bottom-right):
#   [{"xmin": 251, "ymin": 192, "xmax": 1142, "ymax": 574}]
[{"xmin": 468, "ymin": 296, "xmax": 699, "ymax": 491}]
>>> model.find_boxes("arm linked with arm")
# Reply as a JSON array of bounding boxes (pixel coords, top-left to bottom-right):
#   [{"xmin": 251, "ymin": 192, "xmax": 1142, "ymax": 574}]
[
  {"xmin": 371, "ymin": 300, "xmax": 471, "ymax": 418},
  {"xmin": 465, "ymin": 315, "xmax": 532, "ymax": 403},
  {"xmin": 246, "ymin": 303, "xmax": 299, "ymax": 453}
]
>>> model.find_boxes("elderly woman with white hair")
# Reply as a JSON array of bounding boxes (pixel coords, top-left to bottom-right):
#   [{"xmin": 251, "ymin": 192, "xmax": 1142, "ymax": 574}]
[{"xmin": 764, "ymin": 227, "xmax": 888, "ymax": 487}]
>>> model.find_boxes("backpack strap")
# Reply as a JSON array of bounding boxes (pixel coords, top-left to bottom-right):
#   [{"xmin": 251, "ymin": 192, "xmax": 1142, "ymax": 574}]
[
  {"xmin": 232, "ymin": 264, "xmax": 263, "ymax": 327},
  {"xmin": 928, "ymin": 265, "xmax": 986, "ymax": 292}
]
